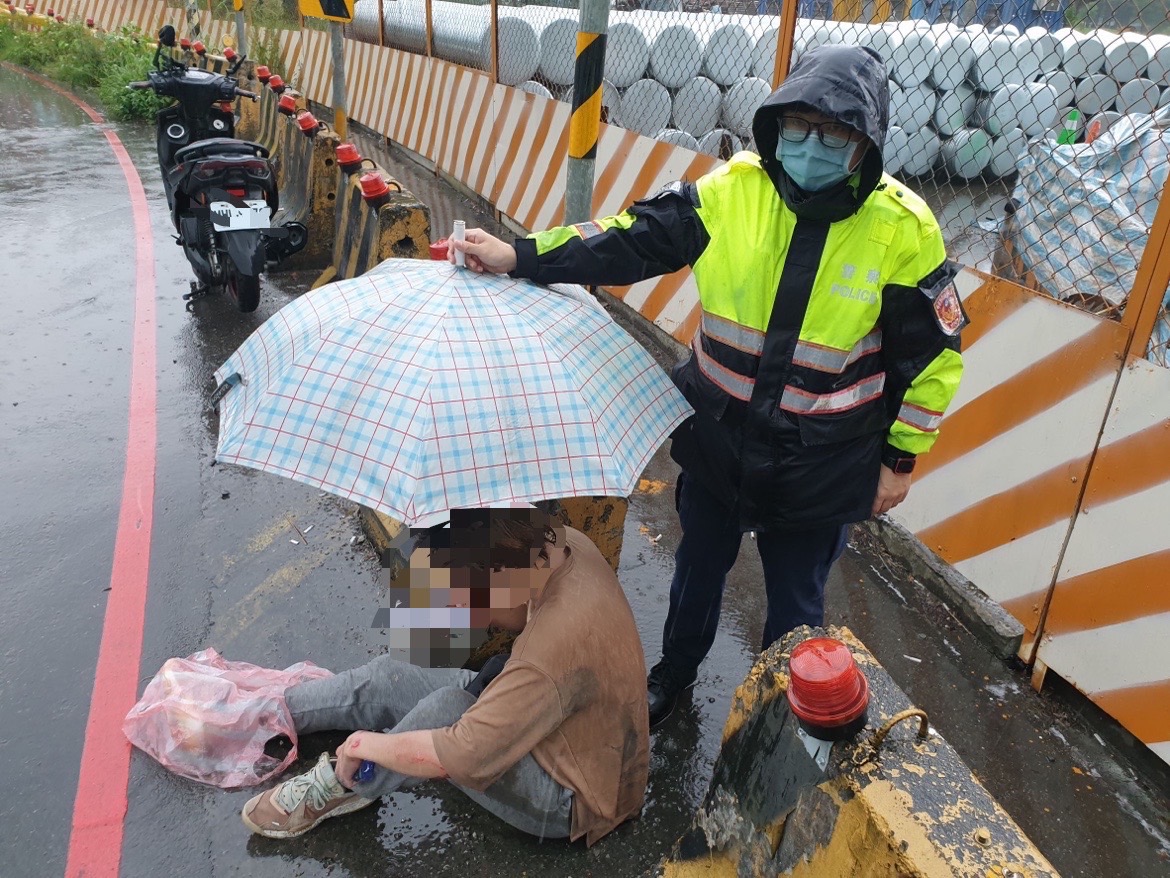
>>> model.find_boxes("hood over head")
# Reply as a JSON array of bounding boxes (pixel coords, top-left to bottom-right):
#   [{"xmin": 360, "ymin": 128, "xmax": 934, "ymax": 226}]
[{"xmin": 753, "ymin": 45, "xmax": 890, "ymax": 222}]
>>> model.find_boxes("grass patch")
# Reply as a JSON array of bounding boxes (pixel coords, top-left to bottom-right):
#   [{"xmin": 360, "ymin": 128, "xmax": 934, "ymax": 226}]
[{"xmin": 0, "ymin": 18, "xmax": 169, "ymax": 120}]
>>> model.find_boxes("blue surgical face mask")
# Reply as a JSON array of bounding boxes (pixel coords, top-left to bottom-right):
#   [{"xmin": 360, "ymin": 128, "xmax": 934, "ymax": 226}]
[{"xmin": 777, "ymin": 137, "xmax": 859, "ymax": 193}]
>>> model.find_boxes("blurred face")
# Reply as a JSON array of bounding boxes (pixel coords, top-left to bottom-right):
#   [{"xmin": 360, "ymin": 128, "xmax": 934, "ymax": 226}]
[{"xmin": 401, "ymin": 528, "xmax": 567, "ymax": 633}]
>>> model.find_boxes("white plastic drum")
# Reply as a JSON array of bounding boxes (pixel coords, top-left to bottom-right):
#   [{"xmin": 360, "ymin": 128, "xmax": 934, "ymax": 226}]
[
  {"xmin": 605, "ymin": 19, "xmax": 651, "ymax": 89},
  {"xmin": 988, "ymin": 128, "xmax": 1027, "ymax": 178},
  {"xmin": 696, "ymin": 128, "xmax": 744, "ymax": 159},
  {"xmin": 1016, "ymin": 83, "xmax": 1061, "ymax": 137},
  {"xmin": 618, "ymin": 78, "xmax": 672, "ymax": 137},
  {"xmin": 969, "ymin": 33, "xmax": 1022, "ymax": 91},
  {"xmin": 1147, "ymin": 35, "xmax": 1170, "ymax": 87},
  {"xmin": 702, "ymin": 19, "xmax": 756, "ymax": 86},
  {"xmin": 1117, "ymin": 78, "xmax": 1161, "ymax": 114},
  {"xmin": 672, "ymin": 76, "xmax": 723, "ymax": 138},
  {"xmin": 887, "ymin": 29, "xmax": 940, "ymax": 87},
  {"xmin": 890, "ymin": 84, "xmax": 935, "ymax": 131},
  {"xmin": 1104, "ymin": 31, "xmax": 1152, "ymax": 83},
  {"xmin": 972, "ymin": 85, "xmax": 1025, "ymax": 136},
  {"xmin": 884, "ymin": 124, "xmax": 908, "ymax": 176},
  {"xmin": 940, "ymin": 128, "xmax": 991, "ymax": 179},
  {"xmin": 931, "ymin": 30, "xmax": 975, "ymax": 91},
  {"xmin": 518, "ymin": 80, "xmax": 554, "ymax": 99},
  {"xmin": 1074, "ymin": 73, "xmax": 1121, "ymax": 116},
  {"xmin": 650, "ymin": 23, "xmax": 705, "ymax": 89},
  {"xmin": 722, "ymin": 77, "xmax": 771, "ymax": 138},
  {"xmin": 899, "ymin": 129, "xmax": 941, "ymax": 176},
  {"xmin": 536, "ymin": 15, "xmax": 578, "ymax": 87},
  {"xmin": 654, "ymin": 128, "xmax": 701, "ymax": 150},
  {"xmin": 1061, "ymin": 29, "xmax": 1108, "ymax": 79},
  {"xmin": 933, "ymin": 85, "xmax": 978, "ymax": 136},
  {"xmin": 1039, "ymin": 70, "xmax": 1075, "ymax": 108}
]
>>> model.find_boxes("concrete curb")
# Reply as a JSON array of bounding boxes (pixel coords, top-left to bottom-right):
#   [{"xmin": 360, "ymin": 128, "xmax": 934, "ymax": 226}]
[
  {"xmin": 312, "ymin": 166, "xmax": 431, "ymax": 288},
  {"xmin": 357, "ymin": 505, "xmax": 405, "ymax": 569},
  {"xmin": 857, "ymin": 517, "xmax": 1024, "ymax": 660},
  {"xmin": 654, "ymin": 625, "xmax": 1059, "ymax": 878}
]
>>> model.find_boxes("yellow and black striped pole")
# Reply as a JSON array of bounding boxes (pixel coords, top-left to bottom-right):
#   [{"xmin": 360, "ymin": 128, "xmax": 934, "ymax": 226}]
[
  {"xmin": 564, "ymin": 1, "xmax": 609, "ymax": 225},
  {"xmin": 233, "ymin": 0, "xmax": 248, "ymax": 58}
]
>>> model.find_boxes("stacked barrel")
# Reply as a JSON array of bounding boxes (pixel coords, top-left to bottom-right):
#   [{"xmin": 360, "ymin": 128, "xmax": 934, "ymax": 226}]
[{"xmin": 347, "ymin": 1, "xmax": 1170, "ymax": 174}]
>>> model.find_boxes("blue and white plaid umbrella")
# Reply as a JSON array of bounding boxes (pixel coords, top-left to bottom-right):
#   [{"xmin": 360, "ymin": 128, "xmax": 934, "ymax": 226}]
[{"xmin": 213, "ymin": 259, "xmax": 692, "ymax": 526}]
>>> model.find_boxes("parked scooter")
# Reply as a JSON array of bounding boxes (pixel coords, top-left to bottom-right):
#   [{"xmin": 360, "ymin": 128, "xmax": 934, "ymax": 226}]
[{"xmin": 128, "ymin": 25, "xmax": 306, "ymax": 312}]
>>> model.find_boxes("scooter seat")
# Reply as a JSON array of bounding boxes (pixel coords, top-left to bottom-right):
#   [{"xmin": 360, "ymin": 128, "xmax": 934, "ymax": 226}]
[{"xmin": 174, "ymin": 138, "xmax": 270, "ymax": 165}]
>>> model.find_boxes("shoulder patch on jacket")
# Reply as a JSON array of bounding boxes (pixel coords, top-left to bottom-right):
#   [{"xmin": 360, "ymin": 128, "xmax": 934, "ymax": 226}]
[
  {"xmin": 920, "ymin": 267, "xmax": 969, "ymax": 336},
  {"xmin": 877, "ymin": 174, "xmax": 935, "ymax": 225}
]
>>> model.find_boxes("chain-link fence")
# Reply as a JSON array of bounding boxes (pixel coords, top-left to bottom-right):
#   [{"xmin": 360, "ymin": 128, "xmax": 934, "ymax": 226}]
[{"xmin": 343, "ymin": 0, "xmax": 1170, "ymax": 361}]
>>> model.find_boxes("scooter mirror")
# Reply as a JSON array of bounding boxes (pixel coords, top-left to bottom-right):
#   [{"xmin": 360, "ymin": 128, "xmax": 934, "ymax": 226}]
[{"xmin": 158, "ymin": 25, "xmax": 176, "ymax": 48}]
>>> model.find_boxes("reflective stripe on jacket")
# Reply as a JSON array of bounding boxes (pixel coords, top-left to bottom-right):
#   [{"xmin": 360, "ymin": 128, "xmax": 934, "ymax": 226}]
[{"xmin": 512, "ymin": 154, "xmax": 963, "ymax": 530}]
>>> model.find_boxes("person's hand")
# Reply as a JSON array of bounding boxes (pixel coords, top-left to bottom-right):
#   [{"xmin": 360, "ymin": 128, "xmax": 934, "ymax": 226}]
[
  {"xmin": 871, "ymin": 465, "xmax": 912, "ymax": 517},
  {"xmin": 335, "ymin": 731, "xmax": 367, "ymax": 789},
  {"xmin": 448, "ymin": 228, "xmax": 518, "ymax": 274}
]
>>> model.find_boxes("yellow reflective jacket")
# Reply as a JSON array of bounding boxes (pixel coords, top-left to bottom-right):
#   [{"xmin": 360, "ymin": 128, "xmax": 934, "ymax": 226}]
[{"xmin": 512, "ymin": 153, "xmax": 964, "ymax": 530}]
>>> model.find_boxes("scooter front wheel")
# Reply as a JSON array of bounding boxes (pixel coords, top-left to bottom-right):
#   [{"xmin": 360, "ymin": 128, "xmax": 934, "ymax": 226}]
[{"xmin": 226, "ymin": 267, "xmax": 261, "ymax": 313}]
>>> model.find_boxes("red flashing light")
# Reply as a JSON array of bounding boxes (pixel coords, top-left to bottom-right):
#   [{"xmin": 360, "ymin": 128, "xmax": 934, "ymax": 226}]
[
  {"xmin": 179, "ymin": 37, "xmax": 191, "ymax": 50},
  {"xmin": 224, "ymin": 47, "xmax": 237, "ymax": 61},
  {"xmin": 335, "ymin": 142, "xmax": 363, "ymax": 172},
  {"xmin": 193, "ymin": 40, "xmax": 206, "ymax": 56},
  {"xmin": 786, "ymin": 637, "xmax": 869, "ymax": 741},
  {"xmin": 360, "ymin": 172, "xmax": 390, "ymax": 205},
  {"xmin": 277, "ymin": 94, "xmax": 297, "ymax": 116},
  {"xmin": 255, "ymin": 65, "xmax": 271, "ymax": 83},
  {"xmin": 46, "ymin": 7, "xmax": 54, "ymax": 15},
  {"xmin": 218, "ymin": 101, "xmax": 233, "ymax": 113},
  {"xmin": 56, "ymin": 14, "xmax": 63, "ymax": 22},
  {"xmin": 85, "ymin": 17, "xmax": 94, "ymax": 27},
  {"xmin": 268, "ymin": 75, "xmax": 285, "ymax": 93},
  {"xmin": 429, "ymin": 239, "xmax": 450, "ymax": 261},
  {"xmin": 296, "ymin": 110, "xmax": 319, "ymax": 135}
]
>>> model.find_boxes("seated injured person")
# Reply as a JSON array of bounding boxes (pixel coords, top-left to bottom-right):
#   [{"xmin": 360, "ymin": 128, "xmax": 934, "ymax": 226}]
[{"xmin": 241, "ymin": 508, "xmax": 650, "ymax": 846}]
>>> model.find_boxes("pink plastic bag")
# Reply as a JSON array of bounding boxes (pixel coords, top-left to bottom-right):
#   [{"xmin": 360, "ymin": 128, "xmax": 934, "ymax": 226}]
[{"xmin": 123, "ymin": 648, "xmax": 333, "ymax": 788}]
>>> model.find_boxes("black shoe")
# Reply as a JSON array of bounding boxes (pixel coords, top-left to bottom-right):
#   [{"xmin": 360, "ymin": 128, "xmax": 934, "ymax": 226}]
[{"xmin": 647, "ymin": 658, "xmax": 697, "ymax": 729}]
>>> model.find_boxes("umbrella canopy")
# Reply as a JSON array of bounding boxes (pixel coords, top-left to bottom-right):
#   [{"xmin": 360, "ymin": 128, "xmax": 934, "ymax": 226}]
[{"xmin": 213, "ymin": 259, "xmax": 692, "ymax": 526}]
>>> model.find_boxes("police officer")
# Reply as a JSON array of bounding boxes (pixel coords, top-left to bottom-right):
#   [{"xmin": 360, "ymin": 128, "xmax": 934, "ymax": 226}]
[{"xmin": 450, "ymin": 45, "xmax": 966, "ymax": 727}]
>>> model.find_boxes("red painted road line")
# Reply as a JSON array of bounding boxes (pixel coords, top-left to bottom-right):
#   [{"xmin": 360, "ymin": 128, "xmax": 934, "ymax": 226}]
[{"xmin": 5, "ymin": 66, "xmax": 159, "ymax": 878}]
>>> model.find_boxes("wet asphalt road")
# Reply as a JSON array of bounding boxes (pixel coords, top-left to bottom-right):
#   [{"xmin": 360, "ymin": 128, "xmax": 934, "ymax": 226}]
[{"xmin": 1, "ymin": 66, "xmax": 1168, "ymax": 878}]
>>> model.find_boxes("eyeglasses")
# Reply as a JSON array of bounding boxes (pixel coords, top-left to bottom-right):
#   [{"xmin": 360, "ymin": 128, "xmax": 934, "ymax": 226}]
[{"xmin": 778, "ymin": 116, "xmax": 860, "ymax": 150}]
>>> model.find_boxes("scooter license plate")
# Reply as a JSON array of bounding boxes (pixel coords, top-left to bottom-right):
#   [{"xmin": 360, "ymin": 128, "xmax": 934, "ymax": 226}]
[{"xmin": 210, "ymin": 199, "xmax": 271, "ymax": 232}]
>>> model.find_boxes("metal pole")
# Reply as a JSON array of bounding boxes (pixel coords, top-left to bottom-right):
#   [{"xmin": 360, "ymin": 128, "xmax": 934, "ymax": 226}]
[
  {"xmin": 330, "ymin": 21, "xmax": 348, "ymax": 140},
  {"xmin": 1122, "ymin": 174, "xmax": 1170, "ymax": 356},
  {"xmin": 233, "ymin": 0, "xmax": 247, "ymax": 56},
  {"xmin": 186, "ymin": 0, "xmax": 201, "ymax": 39},
  {"xmin": 563, "ymin": 0, "xmax": 610, "ymax": 225},
  {"xmin": 490, "ymin": 0, "xmax": 499, "ymax": 83},
  {"xmin": 377, "ymin": 0, "xmax": 385, "ymax": 47},
  {"xmin": 771, "ymin": 0, "xmax": 799, "ymax": 88},
  {"xmin": 424, "ymin": 0, "xmax": 433, "ymax": 56}
]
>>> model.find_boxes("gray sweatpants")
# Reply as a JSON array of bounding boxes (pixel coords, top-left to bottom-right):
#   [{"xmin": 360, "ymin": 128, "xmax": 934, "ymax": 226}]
[{"xmin": 284, "ymin": 654, "xmax": 574, "ymax": 840}]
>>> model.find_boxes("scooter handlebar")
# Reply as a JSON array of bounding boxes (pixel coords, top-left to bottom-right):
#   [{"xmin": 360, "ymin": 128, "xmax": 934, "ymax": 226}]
[
  {"xmin": 126, "ymin": 80, "xmax": 153, "ymax": 90},
  {"xmin": 235, "ymin": 88, "xmax": 259, "ymax": 101}
]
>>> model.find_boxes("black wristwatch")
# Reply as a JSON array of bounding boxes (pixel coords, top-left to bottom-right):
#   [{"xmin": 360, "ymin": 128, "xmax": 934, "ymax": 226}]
[{"xmin": 881, "ymin": 445, "xmax": 916, "ymax": 474}]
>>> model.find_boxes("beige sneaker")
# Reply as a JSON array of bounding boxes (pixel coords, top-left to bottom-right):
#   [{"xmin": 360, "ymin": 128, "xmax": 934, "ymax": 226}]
[{"xmin": 241, "ymin": 751, "xmax": 376, "ymax": 839}]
